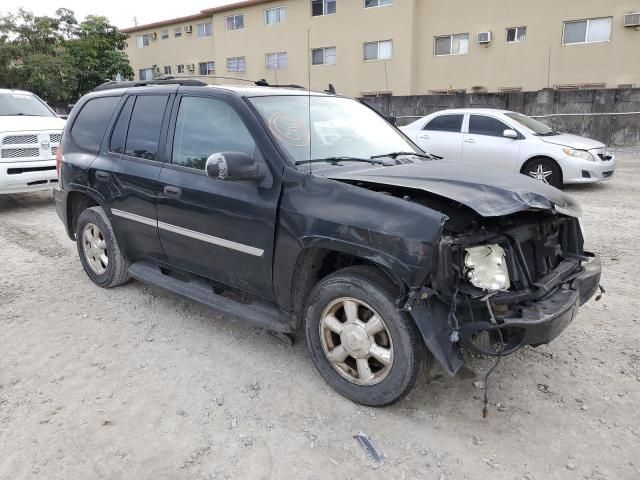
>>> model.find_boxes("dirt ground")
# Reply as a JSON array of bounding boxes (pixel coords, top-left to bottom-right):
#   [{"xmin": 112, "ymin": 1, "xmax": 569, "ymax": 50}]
[{"xmin": 1, "ymin": 151, "xmax": 639, "ymax": 480}]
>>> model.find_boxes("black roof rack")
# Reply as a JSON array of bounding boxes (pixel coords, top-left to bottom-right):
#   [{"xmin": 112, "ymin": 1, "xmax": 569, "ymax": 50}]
[{"xmin": 93, "ymin": 78, "xmax": 208, "ymax": 92}]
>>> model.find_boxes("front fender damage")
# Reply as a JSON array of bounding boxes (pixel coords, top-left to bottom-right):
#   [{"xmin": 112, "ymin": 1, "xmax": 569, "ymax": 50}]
[{"xmin": 400, "ymin": 286, "xmax": 464, "ymax": 375}]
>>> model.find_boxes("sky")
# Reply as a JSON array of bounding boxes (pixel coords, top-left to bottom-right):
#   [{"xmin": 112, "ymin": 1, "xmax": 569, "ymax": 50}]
[{"xmin": 1, "ymin": 0, "xmax": 237, "ymax": 29}]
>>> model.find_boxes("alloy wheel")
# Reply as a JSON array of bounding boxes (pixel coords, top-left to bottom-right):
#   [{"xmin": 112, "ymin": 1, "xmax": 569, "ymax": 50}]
[
  {"xmin": 319, "ymin": 297, "xmax": 394, "ymax": 386},
  {"xmin": 528, "ymin": 163, "xmax": 554, "ymax": 184},
  {"xmin": 82, "ymin": 223, "xmax": 108, "ymax": 275}
]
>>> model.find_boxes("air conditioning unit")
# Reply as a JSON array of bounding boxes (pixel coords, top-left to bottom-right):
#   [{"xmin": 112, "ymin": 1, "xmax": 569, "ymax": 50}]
[
  {"xmin": 624, "ymin": 12, "xmax": 640, "ymax": 27},
  {"xmin": 477, "ymin": 31, "xmax": 492, "ymax": 44},
  {"xmin": 187, "ymin": 63, "xmax": 195, "ymax": 71},
  {"xmin": 150, "ymin": 32, "xmax": 157, "ymax": 40},
  {"xmin": 184, "ymin": 25, "xmax": 193, "ymax": 33}
]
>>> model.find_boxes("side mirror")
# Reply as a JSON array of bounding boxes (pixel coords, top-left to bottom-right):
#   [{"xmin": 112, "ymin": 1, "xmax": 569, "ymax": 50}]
[
  {"xmin": 205, "ymin": 152, "xmax": 264, "ymax": 182},
  {"xmin": 503, "ymin": 129, "xmax": 519, "ymax": 139}
]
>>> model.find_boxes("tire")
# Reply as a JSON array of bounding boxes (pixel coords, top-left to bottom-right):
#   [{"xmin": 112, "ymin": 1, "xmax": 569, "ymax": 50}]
[
  {"xmin": 75, "ymin": 206, "xmax": 130, "ymax": 288},
  {"xmin": 304, "ymin": 265, "xmax": 431, "ymax": 406},
  {"xmin": 521, "ymin": 157, "xmax": 563, "ymax": 189}
]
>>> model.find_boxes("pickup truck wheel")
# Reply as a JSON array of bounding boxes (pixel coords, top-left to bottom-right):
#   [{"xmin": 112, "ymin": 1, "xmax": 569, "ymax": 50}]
[
  {"xmin": 304, "ymin": 266, "xmax": 430, "ymax": 406},
  {"xmin": 75, "ymin": 206, "xmax": 130, "ymax": 288}
]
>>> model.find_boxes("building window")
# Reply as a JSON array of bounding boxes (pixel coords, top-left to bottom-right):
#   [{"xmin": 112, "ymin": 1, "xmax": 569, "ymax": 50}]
[
  {"xmin": 163, "ymin": 66, "xmax": 172, "ymax": 75},
  {"xmin": 199, "ymin": 61, "xmax": 215, "ymax": 75},
  {"xmin": 174, "ymin": 27, "xmax": 182, "ymax": 38},
  {"xmin": 434, "ymin": 33, "xmax": 469, "ymax": 56},
  {"xmin": 177, "ymin": 64, "xmax": 185, "ymax": 74},
  {"xmin": 312, "ymin": 47, "xmax": 336, "ymax": 65},
  {"xmin": 506, "ymin": 26, "xmax": 526, "ymax": 43},
  {"xmin": 139, "ymin": 68, "xmax": 154, "ymax": 80},
  {"xmin": 265, "ymin": 6, "xmax": 286, "ymax": 25},
  {"xmin": 312, "ymin": 0, "xmax": 336, "ymax": 16},
  {"xmin": 227, "ymin": 57, "xmax": 246, "ymax": 73},
  {"xmin": 136, "ymin": 34, "xmax": 149, "ymax": 48},
  {"xmin": 364, "ymin": 0, "xmax": 393, "ymax": 7},
  {"xmin": 197, "ymin": 22, "xmax": 212, "ymax": 37},
  {"xmin": 563, "ymin": 17, "xmax": 612, "ymax": 45},
  {"xmin": 265, "ymin": 52, "xmax": 288, "ymax": 70},
  {"xmin": 225, "ymin": 14, "xmax": 244, "ymax": 31},
  {"xmin": 364, "ymin": 40, "xmax": 392, "ymax": 61},
  {"xmin": 161, "ymin": 29, "xmax": 169, "ymax": 40}
]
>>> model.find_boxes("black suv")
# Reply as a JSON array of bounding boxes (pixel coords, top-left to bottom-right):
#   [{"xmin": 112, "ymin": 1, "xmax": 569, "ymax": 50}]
[{"xmin": 54, "ymin": 79, "xmax": 601, "ymax": 406}]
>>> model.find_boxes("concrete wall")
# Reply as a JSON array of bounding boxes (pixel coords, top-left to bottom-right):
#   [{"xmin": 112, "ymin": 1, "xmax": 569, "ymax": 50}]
[{"xmin": 360, "ymin": 88, "xmax": 640, "ymax": 147}]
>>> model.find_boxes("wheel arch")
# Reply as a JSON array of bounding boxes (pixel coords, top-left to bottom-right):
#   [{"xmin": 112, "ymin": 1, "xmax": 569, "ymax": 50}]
[
  {"xmin": 288, "ymin": 244, "xmax": 406, "ymax": 331},
  {"xmin": 65, "ymin": 188, "xmax": 103, "ymax": 240}
]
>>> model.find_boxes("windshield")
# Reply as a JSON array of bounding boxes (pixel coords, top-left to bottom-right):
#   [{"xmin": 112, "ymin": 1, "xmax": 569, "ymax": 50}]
[
  {"xmin": 249, "ymin": 95, "xmax": 420, "ymax": 168},
  {"xmin": 504, "ymin": 112, "xmax": 554, "ymax": 135},
  {"xmin": 0, "ymin": 92, "xmax": 57, "ymax": 117}
]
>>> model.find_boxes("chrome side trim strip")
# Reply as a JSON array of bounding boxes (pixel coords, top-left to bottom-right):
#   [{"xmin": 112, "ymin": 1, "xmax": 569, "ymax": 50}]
[
  {"xmin": 158, "ymin": 221, "xmax": 264, "ymax": 257},
  {"xmin": 111, "ymin": 208, "xmax": 158, "ymax": 228}
]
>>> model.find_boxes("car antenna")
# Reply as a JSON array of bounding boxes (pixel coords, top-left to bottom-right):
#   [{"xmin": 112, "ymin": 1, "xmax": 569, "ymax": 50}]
[{"xmin": 307, "ymin": 28, "xmax": 312, "ymax": 175}]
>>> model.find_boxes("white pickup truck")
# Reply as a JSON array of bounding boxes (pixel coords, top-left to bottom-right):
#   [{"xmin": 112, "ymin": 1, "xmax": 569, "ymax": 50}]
[{"xmin": 0, "ymin": 89, "xmax": 65, "ymax": 194}]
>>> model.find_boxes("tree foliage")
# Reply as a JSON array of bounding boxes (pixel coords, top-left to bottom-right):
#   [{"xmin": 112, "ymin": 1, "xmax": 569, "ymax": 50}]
[{"xmin": 0, "ymin": 8, "xmax": 133, "ymax": 105}]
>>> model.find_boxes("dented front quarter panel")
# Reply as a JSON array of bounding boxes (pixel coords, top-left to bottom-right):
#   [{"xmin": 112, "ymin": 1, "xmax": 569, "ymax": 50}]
[{"xmin": 274, "ymin": 167, "xmax": 447, "ymax": 304}]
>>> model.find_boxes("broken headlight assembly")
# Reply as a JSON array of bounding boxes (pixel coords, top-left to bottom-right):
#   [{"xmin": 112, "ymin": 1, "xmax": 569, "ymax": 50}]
[{"xmin": 464, "ymin": 244, "xmax": 511, "ymax": 291}]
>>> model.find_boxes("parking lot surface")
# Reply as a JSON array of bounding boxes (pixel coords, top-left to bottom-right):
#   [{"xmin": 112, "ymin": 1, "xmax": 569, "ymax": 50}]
[{"xmin": 1, "ymin": 152, "xmax": 639, "ymax": 480}]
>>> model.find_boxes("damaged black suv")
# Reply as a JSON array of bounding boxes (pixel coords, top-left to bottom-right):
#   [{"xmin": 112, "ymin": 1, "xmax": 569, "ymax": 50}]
[{"xmin": 54, "ymin": 79, "xmax": 601, "ymax": 406}]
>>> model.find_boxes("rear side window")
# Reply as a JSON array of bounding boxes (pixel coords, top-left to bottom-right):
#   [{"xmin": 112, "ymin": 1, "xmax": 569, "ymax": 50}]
[
  {"xmin": 424, "ymin": 114, "xmax": 464, "ymax": 133},
  {"xmin": 70, "ymin": 96, "xmax": 120, "ymax": 152},
  {"xmin": 468, "ymin": 115, "xmax": 510, "ymax": 137},
  {"xmin": 109, "ymin": 96, "xmax": 135, "ymax": 154},
  {"xmin": 124, "ymin": 95, "xmax": 169, "ymax": 161},
  {"xmin": 172, "ymin": 96, "xmax": 256, "ymax": 170}
]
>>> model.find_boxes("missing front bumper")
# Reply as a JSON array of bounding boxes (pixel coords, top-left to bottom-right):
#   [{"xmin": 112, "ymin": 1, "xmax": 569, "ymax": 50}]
[{"xmin": 460, "ymin": 254, "xmax": 602, "ymax": 355}]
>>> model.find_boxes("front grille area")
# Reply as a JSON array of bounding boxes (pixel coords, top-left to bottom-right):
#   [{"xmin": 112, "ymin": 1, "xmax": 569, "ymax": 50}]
[
  {"xmin": 52, "ymin": 146, "xmax": 58, "ymax": 156},
  {"xmin": 1, "ymin": 147, "xmax": 40, "ymax": 159},
  {"xmin": 50, "ymin": 133, "xmax": 62, "ymax": 143},
  {"xmin": 3, "ymin": 134, "xmax": 38, "ymax": 145}
]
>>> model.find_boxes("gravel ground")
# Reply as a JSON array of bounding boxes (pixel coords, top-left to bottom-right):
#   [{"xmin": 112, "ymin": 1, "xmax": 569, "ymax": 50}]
[{"xmin": 1, "ymin": 151, "xmax": 639, "ymax": 480}]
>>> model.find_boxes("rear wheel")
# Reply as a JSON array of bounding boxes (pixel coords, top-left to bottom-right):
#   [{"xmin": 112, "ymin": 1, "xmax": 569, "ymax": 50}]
[
  {"xmin": 75, "ymin": 206, "xmax": 130, "ymax": 288},
  {"xmin": 304, "ymin": 266, "xmax": 430, "ymax": 406},
  {"xmin": 522, "ymin": 157, "xmax": 562, "ymax": 188}
]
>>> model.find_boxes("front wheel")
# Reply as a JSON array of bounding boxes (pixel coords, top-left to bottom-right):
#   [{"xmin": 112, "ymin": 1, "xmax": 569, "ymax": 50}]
[
  {"xmin": 522, "ymin": 157, "xmax": 563, "ymax": 188},
  {"xmin": 304, "ymin": 266, "xmax": 430, "ymax": 406}
]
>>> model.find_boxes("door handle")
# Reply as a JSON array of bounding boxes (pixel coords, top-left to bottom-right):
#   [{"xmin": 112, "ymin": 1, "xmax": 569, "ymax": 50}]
[
  {"xmin": 163, "ymin": 185, "xmax": 182, "ymax": 198},
  {"xmin": 95, "ymin": 170, "xmax": 111, "ymax": 181},
  {"xmin": 464, "ymin": 138, "xmax": 476, "ymax": 144}
]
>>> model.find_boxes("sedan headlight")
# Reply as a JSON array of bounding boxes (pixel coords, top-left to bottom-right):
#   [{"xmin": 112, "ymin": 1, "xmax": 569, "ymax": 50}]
[
  {"xmin": 464, "ymin": 244, "xmax": 510, "ymax": 291},
  {"xmin": 562, "ymin": 148, "xmax": 595, "ymax": 162}
]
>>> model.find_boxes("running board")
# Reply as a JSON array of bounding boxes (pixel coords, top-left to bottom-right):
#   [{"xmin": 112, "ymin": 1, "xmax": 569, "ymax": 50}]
[{"xmin": 128, "ymin": 261, "xmax": 292, "ymax": 333}]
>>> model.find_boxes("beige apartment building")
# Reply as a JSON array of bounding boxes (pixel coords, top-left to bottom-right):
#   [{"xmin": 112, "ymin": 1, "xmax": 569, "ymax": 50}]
[{"xmin": 123, "ymin": 0, "xmax": 640, "ymax": 97}]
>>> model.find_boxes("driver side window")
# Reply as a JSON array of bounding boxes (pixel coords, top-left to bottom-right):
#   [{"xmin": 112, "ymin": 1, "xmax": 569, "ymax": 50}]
[{"xmin": 172, "ymin": 96, "xmax": 256, "ymax": 170}]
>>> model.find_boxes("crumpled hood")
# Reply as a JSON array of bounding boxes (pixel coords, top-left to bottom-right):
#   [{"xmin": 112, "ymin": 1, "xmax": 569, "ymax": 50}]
[
  {"xmin": 0, "ymin": 115, "xmax": 65, "ymax": 133},
  {"xmin": 324, "ymin": 160, "xmax": 582, "ymax": 217},
  {"xmin": 540, "ymin": 132, "xmax": 605, "ymax": 150}
]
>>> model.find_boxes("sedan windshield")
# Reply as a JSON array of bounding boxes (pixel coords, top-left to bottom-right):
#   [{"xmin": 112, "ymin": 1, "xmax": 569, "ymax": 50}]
[
  {"xmin": 504, "ymin": 112, "xmax": 555, "ymax": 135},
  {"xmin": 0, "ymin": 92, "xmax": 56, "ymax": 117},
  {"xmin": 249, "ymin": 95, "xmax": 421, "ymax": 168}
]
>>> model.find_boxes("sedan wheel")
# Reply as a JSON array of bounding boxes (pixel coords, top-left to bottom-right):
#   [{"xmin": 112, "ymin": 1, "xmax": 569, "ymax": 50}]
[{"xmin": 523, "ymin": 158, "xmax": 562, "ymax": 188}]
